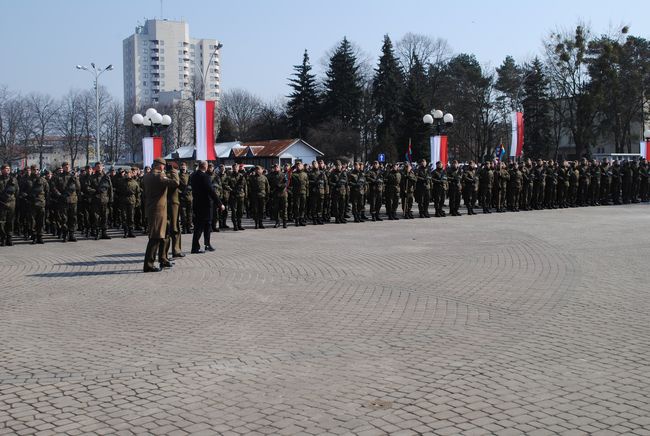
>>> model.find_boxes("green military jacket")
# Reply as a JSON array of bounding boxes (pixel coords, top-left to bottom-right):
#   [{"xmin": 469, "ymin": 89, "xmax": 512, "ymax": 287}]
[
  {"xmin": 0, "ymin": 174, "xmax": 19, "ymax": 210},
  {"xmin": 365, "ymin": 169, "xmax": 384, "ymax": 194},
  {"xmin": 89, "ymin": 172, "xmax": 113, "ymax": 204},
  {"xmin": 54, "ymin": 171, "xmax": 81, "ymax": 205},
  {"xmin": 28, "ymin": 174, "xmax": 50, "ymax": 208},
  {"xmin": 267, "ymin": 170, "xmax": 288, "ymax": 198},
  {"xmin": 385, "ymin": 170, "xmax": 401, "ymax": 194},
  {"xmin": 291, "ymin": 169, "xmax": 309, "ymax": 196},
  {"xmin": 178, "ymin": 170, "xmax": 192, "ymax": 202},
  {"xmin": 250, "ymin": 173, "xmax": 270, "ymax": 198},
  {"xmin": 401, "ymin": 170, "xmax": 417, "ymax": 195},
  {"xmin": 228, "ymin": 172, "xmax": 247, "ymax": 199},
  {"xmin": 431, "ymin": 168, "xmax": 448, "ymax": 191},
  {"xmin": 348, "ymin": 170, "xmax": 366, "ymax": 195}
]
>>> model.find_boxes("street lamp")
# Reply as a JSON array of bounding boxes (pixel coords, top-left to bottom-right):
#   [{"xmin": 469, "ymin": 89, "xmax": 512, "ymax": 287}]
[
  {"xmin": 131, "ymin": 107, "xmax": 172, "ymax": 136},
  {"xmin": 423, "ymin": 109, "xmax": 454, "ymax": 135},
  {"xmin": 75, "ymin": 63, "xmax": 113, "ymax": 163},
  {"xmin": 198, "ymin": 42, "xmax": 223, "ymax": 100},
  {"xmin": 644, "ymin": 129, "xmax": 650, "ymax": 141}
]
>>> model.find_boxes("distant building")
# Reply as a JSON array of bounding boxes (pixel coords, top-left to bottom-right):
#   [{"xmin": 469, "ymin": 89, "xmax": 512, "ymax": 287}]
[
  {"xmin": 122, "ymin": 19, "xmax": 221, "ymax": 114},
  {"xmin": 10, "ymin": 136, "xmax": 90, "ymax": 170}
]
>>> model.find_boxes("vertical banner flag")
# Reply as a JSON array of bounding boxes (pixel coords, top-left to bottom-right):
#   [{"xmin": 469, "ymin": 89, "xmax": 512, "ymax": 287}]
[
  {"xmin": 640, "ymin": 141, "xmax": 649, "ymax": 160},
  {"xmin": 510, "ymin": 111, "xmax": 524, "ymax": 157},
  {"xmin": 142, "ymin": 136, "xmax": 163, "ymax": 167},
  {"xmin": 195, "ymin": 100, "xmax": 216, "ymax": 161},
  {"xmin": 405, "ymin": 138, "xmax": 413, "ymax": 163},
  {"xmin": 430, "ymin": 135, "xmax": 448, "ymax": 167}
]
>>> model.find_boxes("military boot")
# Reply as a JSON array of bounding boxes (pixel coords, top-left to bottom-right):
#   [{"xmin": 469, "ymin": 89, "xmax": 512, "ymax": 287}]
[
  {"xmin": 5, "ymin": 236, "xmax": 12, "ymax": 246},
  {"xmin": 274, "ymin": 220, "xmax": 280, "ymax": 228},
  {"xmin": 237, "ymin": 220, "xmax": 245, "ymax": 231},
  {"xmin": 259, "ymin": 220, "xmax": 265, "ymax": 229},
  {"xmin": 100, "ymin": 230, "xmax": 112, "ymax": 240},
  {"xmin": 68, "ymin": 231, "xmax": 77, "ymax": 242},
  {"xmin": 282, "ymin": 220, "xmax": 287, "ymax": 228}
]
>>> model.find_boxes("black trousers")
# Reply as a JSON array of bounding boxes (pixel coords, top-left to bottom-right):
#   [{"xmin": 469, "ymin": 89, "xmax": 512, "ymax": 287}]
[{"xmin": 192, "ymin": 218, "xmax": 212, "ymax": 250}]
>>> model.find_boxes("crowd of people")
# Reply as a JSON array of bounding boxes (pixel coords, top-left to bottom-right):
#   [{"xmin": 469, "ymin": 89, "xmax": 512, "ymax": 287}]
[{"xmin": 1, "ymin": 156, "xmax": 649, "ymax": 255}]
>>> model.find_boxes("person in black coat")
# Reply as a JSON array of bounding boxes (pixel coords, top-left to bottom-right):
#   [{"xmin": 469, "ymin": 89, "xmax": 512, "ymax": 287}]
[{"xmin": 189, "ymin": 160, "xmax": 224, "ymax": 253}]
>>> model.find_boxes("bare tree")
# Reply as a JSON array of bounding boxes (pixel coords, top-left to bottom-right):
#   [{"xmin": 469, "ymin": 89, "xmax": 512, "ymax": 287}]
[
  {"xmin": 396, "ymin": 33, "xmax": 452, "ymax": 73},
  {"xmin": 103, "ymin": 100, "xmax": 124, "ymax": 163},
  {"xmin": 220, "ymin": 89, "xmax": 263, "ymax": 141},
  {"xmin": 57, "ymin": 91, "xmax": 86, "ymax": 168},
  {"xmin": 0, "ymin": 89, "xmax": 28, "ymax": 163},
  {"xmin": 28, "ymin": 93, "xmax": 59, "ymax": 168}
]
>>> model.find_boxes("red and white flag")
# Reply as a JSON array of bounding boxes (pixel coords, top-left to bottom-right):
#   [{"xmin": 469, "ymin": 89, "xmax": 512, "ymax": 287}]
[
  {"xmin": 142, "ymin": 136, "xmax": 163, "ymax": 167},
  {"xmin": 195, "ymin": 100, "xmax": 216, "ymax": 161},
  {"xmin": 640, "ymin": 141, "xmax": 649, "ymax": 159},
  {"xmin": 430, "ymin": 135, "xmax": 448, "ymax": 167},
  {"xmin": 510, "ymin": 111, "xmax": 524, "ymax": 157}
]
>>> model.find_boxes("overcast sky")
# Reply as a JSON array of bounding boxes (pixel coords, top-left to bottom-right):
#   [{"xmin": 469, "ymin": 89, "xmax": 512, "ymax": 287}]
[{"xmin": 1, "ymin": 0, "xmax": 649, "ymax": 103}]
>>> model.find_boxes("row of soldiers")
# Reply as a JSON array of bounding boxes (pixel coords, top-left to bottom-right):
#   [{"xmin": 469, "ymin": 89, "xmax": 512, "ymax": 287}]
[{"xmin": 1, "ymin": 156, "xmax": 649, "ymax": 246}]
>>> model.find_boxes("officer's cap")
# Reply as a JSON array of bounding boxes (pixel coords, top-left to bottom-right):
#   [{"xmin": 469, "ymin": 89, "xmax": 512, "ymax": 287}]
[{"xmin": 153, "ymin": 157, "xmax": 166, "ymax": 166}]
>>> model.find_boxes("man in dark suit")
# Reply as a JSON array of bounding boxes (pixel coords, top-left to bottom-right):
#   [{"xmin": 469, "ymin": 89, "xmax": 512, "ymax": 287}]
[{"xmin": 190, "ymin": 160, "xmax": 225, "ymax": 254}]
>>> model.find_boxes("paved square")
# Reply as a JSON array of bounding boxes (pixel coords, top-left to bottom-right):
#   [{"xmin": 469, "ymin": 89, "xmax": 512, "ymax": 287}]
[{"xmin": 1, "ymin": 205, "xmax": 650, "ymax": 436}]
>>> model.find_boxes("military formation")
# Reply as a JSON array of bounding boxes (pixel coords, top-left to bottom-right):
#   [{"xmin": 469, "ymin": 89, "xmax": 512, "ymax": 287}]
[{"xmin": 1, "ymin": 156, "xmax": 649, "ymax": 248}]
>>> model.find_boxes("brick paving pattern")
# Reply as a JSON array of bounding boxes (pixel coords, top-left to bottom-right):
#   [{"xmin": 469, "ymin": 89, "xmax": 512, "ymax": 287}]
[{"xmin": 1, "ymin": 205, "xmax": 650, "ymax": 435}]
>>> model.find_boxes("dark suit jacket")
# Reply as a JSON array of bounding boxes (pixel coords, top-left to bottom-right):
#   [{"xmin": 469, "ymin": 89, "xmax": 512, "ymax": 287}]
[{"xmin": 190, "ymin": 170, "xmax": 222, "ymax": 221}]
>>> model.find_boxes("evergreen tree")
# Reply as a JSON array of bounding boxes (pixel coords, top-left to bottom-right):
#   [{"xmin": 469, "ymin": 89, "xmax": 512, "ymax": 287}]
[
  {"xmin": 495, "ymin": 55, "xmax": 524, "ymax": 110},
  {"xmin": 323, "ymin": 37, "xmax": 363, "ymax": 128},
  {"xmin": 398, "ymin": 53, "xmax": 429, "ymax": 160},
  {"xmin": 521, "ymin": 58, "xmax": 552, "ymax": 158},
  {"xmin": 372, "ymin": 35, "xmax": 404, "ymax": 161},
  {"xmin": 286, "ymin": 49, "xmax": 320, "ymax": 139}
]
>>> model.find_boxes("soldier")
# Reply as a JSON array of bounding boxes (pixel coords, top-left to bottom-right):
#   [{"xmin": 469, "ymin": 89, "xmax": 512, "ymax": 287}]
[
  {"xmin": 165, "ymin": 163, "xmax": 184, "ymax": 257},
  {"xmin": 401, "ymin": 162, "xmax": 417, "ymax": 219},
  {"xmin": 447, "ymin": 160, "xmax": 462, "ymax": 216},
  {"xmin": 600, "ymin": 158, "xmax": 612, "ymax": 205},
  {"xmin": 217, "ymin": 164, "xmax": 230, "ymax": 229},
  {"xmin": 132, "ymin": 167, "xmax": 144, "ymax": 231},
  {"xmin": 121, "ymin": 169, "xmax": 139, "ymax": 238},
  {"xmin": 462, "ymin": 161, "xmax": 478, "ymax": 215},
  {"xmin": 532, "ymin": 159, "xmax": 546, "ymax": 209},
  {"xmin": 178, "ymin": 162, "xmax": 193, "ymax": 234},
  {"xmin": 366, "ymin": 161, "xmax": 384, "ymax": 221},
  {"xmin": 53, "ymin": 162, "xmax": 80, "ymax": 242},
  {"xmin": 578, "ymin": 158, "xmax": 591, "ymax": 206},
  {"xmin": 508, "ymin": 162, "xmax": 522, "ymax": 212},
  {"xmin": 521, "ymin": 159, "xmax": 534, "ymax": 211},
  {"xmin": 267, "ymin": 163, "xmax": 288, "ymax": 228},
  {"xmin": 291, "ymin": 161, "xmax": 309, "ymax": 226},
  {"xmin": 27, "ymin": 165, "xmax": 49, "ymax": 244},
  {"xmin": 495, "ymin": 161, "xmax": 510, "ymax": 213},
  {"xmin": 589, "ymin": 159, "xmax": 601, "ymax": 206},
  {"xmin": 557, "ymin": 160, "xmax": 570, "ymax": 209},
  {"xmin": 431, "ymin": 161, "xmax": 447, "ymax": 217},
  {"xmin": 478, "ymin": 161, "xmax": 493, "ymax": 214},
  {"xmin": 308, "ymin": 161, "xmax": 326, "ymax": 225},
  {"xmin": 319, "ymin": 160, "xmax": 331, "ymax": 223},
  {"xmin": 568, "ymin": 161, "xmax": 579, "ymax": 207},
  {"xmin": 88, "ymin": 162, "xmax": 113, "ymax": 240},
  {"xmin": 227, "ymin": 163, "xmax": 246, "ymax": 231},
  {"xmin": 43, "ymin": 169, "xmax": 57, "ymax": 236},
  {"xmin": 143, "ymin": 157, "xmax": 178, "ymax": 273},
  {"xmin": 415, "ymin": 159, "xmax": 432, "ymax": 218},
  {"xmin": 544, "ymin": 160, "xmax": 557, "ymax": 209},
  {"xmin": 329, "ymin": 161, "xmax": 348, "ymax": 224},
  {"xmin": 78, "ymin": 166, "xmax": 93, "ymax": 236},
  {"xmin": 385, "ymin": 163, "xmax": 401, "ymax": 220},
  {"xmin": 348, "ymin": 162, "xmax": 366, "ymax": 223},
  {"xmin": 639, "ymin": 159, "xmax": 649, "ymax": 202},
  {"xmin": 249, "ymin": 165, "xmax": 270, "ymax": 229},
  {"xmin": 0, "ymin": 164, "xmax": 19, "ymax": 246},
  {"xmin": 611, "ymin": 160, "xmax": 622, "ymax": 205},
  {"xmin": 631, "ymin": 159, "xmax": 641, "ymax": 203},
  {"xmin": 622, "ymin": 160, "xmax": 633, "ymax": 204}
]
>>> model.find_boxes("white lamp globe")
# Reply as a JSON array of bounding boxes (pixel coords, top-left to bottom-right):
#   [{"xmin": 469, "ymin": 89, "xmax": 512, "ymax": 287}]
[
  {"xmin": 131, "ymin": 114, "xmax": 144, "ymax": 125},
  {"xmin": 433, "ymin": 109, "xmax": 444, "ymax": 119},
  {"xmin": 161, "ymin": 115, "xmax": 172, "ymax": 126},
  {"xmin": 151, "ymin": 112, "xmax": 163, "ymax": 125},
  {"xmin": 423, "ymin": 114, "xmax": 434, "ymax": 125},
  {"xmin": 142, "ymin": 117, "xmax": 152, "ymax": 127},
  {"xmin": 145, "ymin": 108, "xmax": 158, "ymax": 118},
  {"xmin": 644, "ymin": 129, "xmax": 650, "ymax": 140},
  {"xmin": 443, "ymin": 113, "xmax": 454, "ymax": 124}
]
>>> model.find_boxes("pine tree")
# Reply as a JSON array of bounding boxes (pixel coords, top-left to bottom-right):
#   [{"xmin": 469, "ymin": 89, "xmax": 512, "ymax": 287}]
[
  {"xmin": 495, "ymin": 55, "xmax": 524, "ymax": 110},
  {"xmin": 372, "ymin": 35, "xmax": 404, "ymax": 161},
  {"xmin": 522, "ymin": 58, "xmax": 552, "ymax": 158},
  {"xmin": 286, "ymin": 49, "xmax": 320, "ymax": 138},
  {"xmin": 323, "ymin": 37, "xmax": 363, "ymax": 128}
]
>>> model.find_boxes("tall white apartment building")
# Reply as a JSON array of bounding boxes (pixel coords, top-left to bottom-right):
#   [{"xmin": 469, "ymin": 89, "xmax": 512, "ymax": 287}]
[{"xmin": 123, "ymin": 19, "xmax": 221, "ymax": 112}]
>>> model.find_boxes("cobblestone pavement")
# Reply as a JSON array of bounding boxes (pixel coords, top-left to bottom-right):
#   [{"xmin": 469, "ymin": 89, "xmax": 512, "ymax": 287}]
[{"xmin": 2, "ymin": 205, "xmax": 650, "ymax": 436}]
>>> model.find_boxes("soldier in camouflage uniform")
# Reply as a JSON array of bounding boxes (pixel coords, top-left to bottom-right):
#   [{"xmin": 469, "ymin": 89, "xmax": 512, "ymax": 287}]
[
  {"xmin": 557, "ymin": 160, "xmax": 570, "ymax": 209},
  {"xmin": 307, "ymin": 161, "xmax": 325, "ymax": 225},
  {"xmin": 348, "ymin": 162, "xmax": 366, "ymax": 223},
  {"xmin": 319, "ymin": 160, "xmax": 331, "ymax": 222},
  {"xmin": 447, "ymin": 160, "xmax": 462, "ymax": 216},
  {"xmin": 120, "ymin": 169, "xmax": 139, "ymax": 238},
  {"xmin": 329, "ymin": 161, "xmax": 348, "ymax": 224},
  {"xmin": 639, "ymin": 159, "xmax": 649, "ymax": 202},
  {"xmin": 544, "ymin": 160, "xmax": 557, "ymax": 209},
  {"xmin": 431, "ymin": 161, "xmax": 447, "ymax": 217},
  {"xmin": 249, "ymin": 165, "xmax": 270, "ymax": 229},
  {"xmin": 462, "ymin": 161, "xmax": 478, "ymax": 215},
  {"xmin": 578, "ymin": 159, "xmax": 591, "ymax": 206},
  {"xmin": 291, "ymin": 161, "xmax": 309, "ymax": 226},
  {"xmin": 87, "ymin": 162, "xmax": 113, "ymax": 239},
  {"xmin": 599, "ymin": 158, "xmax": 612, "ymax": 205},
  {"xmin": 365, "ymin": 161, "xmax": 384, "ymax": 222},
  {"xmin": 385, "ymin": 163, "xmax": 401, "ymax": 220},
  {"xmin": 495, "ymin": 162, "xmax": 510, "ymax": 213},
  {"xmin": 267, "ymin": 163, "xmax": 288, "ymax": 228},
  {"xmin": 415, "ymin": 159, "xmax": 431, "ymax": 218},
  {"xmin": 478, "ymin": 161, "xmax": 493, "ymax": 214},
  {"xmin": 27, "ymin": 165, "xmax": 49, "ymax": 244},
  {"xmin": 0, "ymin": 164, "xmax": 19, "ymax": 246},
  {"xmin": 178, "ymin": 162, "xmax": 193, "ymax": 234},
  {"xmin": 508, "ymin": 162, "xmax": 522, "ymax": 212},
  {"xmin": 228, "ymin": 163, "xmax": 247, "ymax": 231},
  {"xmin": 53, "ymin": 162, "xmax": 80, "ymax": 242},
  {"xmin": 401, "ymin": 162, "xmax": 417, "ymax": 219},
  {"xmin": 610, "ymin": 160, "xmax": 622, "ymax": 205}
]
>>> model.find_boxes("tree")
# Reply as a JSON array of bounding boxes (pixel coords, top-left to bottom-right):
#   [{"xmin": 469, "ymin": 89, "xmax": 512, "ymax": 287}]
[
  {"xmin": 0, "ymin": 88, "xmax": 28, "ymax": 162},
  {"xmin": 322, "ymin": 37, "xmax": 363, "ymax": 159},
  {"xmin": 28, "ymin": 93, "xmax": 59, "ymax": 168},
  {"xmin": 57, "ymin": 91, "xmax": 86, "ymax": 168},
  {"xmin": 495, "ymin": 55, "xmax": 524, "ymax": 111},
  {"xmin": 395, "ymin": 32, "xmax": 452, "ymax": 74},
  {"xmin": 372, "ymin": 35, "xmax": 404, "ymax": 161},
  {"xmin": 249, "ymin": 99, "xmax": 291, "ymax": 141},
  {"xmin": 286, "ymin": 49, "xmax": 320, "ymax": 138},
  {"xmin": 544, "ymin": 24, "xmax": 596, "ymax": 158},
  {"xmin": 103, "ymin": 101, "xmax": 124, "ymax": 163},
  {"xmin": 521, "ymin": 58, "xmax": 553, "ymax": 158},
  {"xmin": 220, "ymin": 89, "xmax": 263, "ymax": 141},
  {"xmin": 397, "ymin": 53, "xmax": 429, "ymax": 160}
]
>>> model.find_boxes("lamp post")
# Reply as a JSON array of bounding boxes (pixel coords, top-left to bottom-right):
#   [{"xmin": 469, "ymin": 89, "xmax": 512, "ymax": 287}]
[
  {"xmin": 198, "ymin": 42, "xmax": 223, "ymax": 100},
  {"xmin": 75, "ymin": 63, "xmax": 113, "ymax": 163},
  {"xmin": 131, "ymin": 107, "xmax": 172, "ymax": 136},
  {"xmin": 423, "ymin": 109, "xmax": 454, "ymax": 164}
]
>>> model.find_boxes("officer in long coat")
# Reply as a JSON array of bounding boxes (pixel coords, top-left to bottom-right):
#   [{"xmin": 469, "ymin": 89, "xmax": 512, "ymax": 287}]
[{"xmin": 143, "ymin": 157, "xmax": 179, "ymax": 273}]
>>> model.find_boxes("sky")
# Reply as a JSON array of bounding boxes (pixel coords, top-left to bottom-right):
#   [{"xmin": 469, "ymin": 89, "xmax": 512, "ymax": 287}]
[{"xmin": 1, "ymin": 0, "xmax": 649, "ymax": 103}]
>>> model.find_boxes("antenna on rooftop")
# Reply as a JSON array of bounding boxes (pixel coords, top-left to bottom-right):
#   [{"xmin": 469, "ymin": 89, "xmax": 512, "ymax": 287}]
[{"xmin": 160, "ymin": 0, "xmax": 164, "ymax": 19}]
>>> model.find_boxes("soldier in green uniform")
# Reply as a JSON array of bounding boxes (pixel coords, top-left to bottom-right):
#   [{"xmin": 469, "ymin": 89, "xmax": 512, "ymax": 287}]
[
  {"xmin": 217, "ymin": 164, "xmax": 230, "ymax": 230},
  {"xmin": 578, "ymin": 158, "xmax": 591, "ymax": 206},
  {"xmin": 600, "ymin": 158, "xmax": 612, "ymax": 205},
  {"xmin": 589, "ymin": 159, "xmax": 601, "ymax": 206},
  {"xmin": 319, "ymin": 160, "xmax": 331, "ymax": 222},
  {"xmin": 521, "ymin": 159, "xmax": 533, "ymax": 211},
  {"xmin": 267, "ymin": 163, "xmax": 288, "ymax": 228},
  {"xmin": 291, "ymin": 161, "xmax": 309, "ymax": 226},
  {"xmin": 431, "ymin": 161, "xmax": 447, "ymax": 217},
  {"xmin": 365, "ymin": 161, "xmax": 384, "ymax": 221},
  {"xmin": 53, "ymin": 162, "xmax": 80, "ymax": 242},
  {"xmin": 532, "ymin": 159, "xmax": 546, "ymax": 209},
  {"xmin": 508, "ymin": 162, "xmax": 522, "ymax": 212},
  {"xmin": 611, "ymin": 160, "xmax": 622, "ymax": 205},
  {"xmin": 249, "ymin": 165, "xmax": 270, "ymax": 229},
  {"xmin": 495, "ymin": 162, "xmax": 510, "ymax": 213},
  {"xmin": 228, "ymin": 163, "xmax": 247, "ymax": 231},
  {"xmin": 348, "ymin": 162, "xmax": 366, "ymax": 222},
  {"xmin": 27, "ymin": 165, "xmax": 49, "ymax": 244},
  {"xmin": 16, "ymin": 168, "xmax": 31, "ymax": 239},
  {"xmin": 329, "ymin": 161, "xmax": 348, "ymax": 224},
  {"xmin": 385, "ymin": 163, "xmax": 401, "ymax": 220},
  {"xmin": 178, "ymin": 162, "xmax": 193, "ymax": 234},
  {"xmin": 544, "ymin": 160, "xmax": 557, "ymax": 209},
  {"xmin": 121, "ymin": 168, "xmax": 140, "ymax": 238},
  {"xmin": 88, "ymin": 162, "xmax": 113, "ymax": 240},
  {"xmin": 0, "ymin": 164, "xmax": 19, "ymax": 246},
  {"xmin": 400, "ymin": 162, "xmax": 417, "ymax": 219},
  {"xmin": 478, "ymin": 161, "xmax": 493, "ymax": 214},
  {"xmin": 568, "ymin": 161, "xmax": 579, "ymax": 207},
  {"xmin": 307, "ymin": 161, "xmax": 326, "ymax": 225},
  {"xmin": 639, "ymin": 159, "xmax": 649, "ymax": 202},
  {"xmin": 462, "ymin": 161, "xmax": 477, "ymax": 215},
  {"xmin": 631, "ymin": 159, "xmax": 641, "ymax": 203},
  {"xmin": 557, "ymin": 160, "xmax": 570, "ymax": 209},
  {"xmin": 415, "ymin": 159, "xmax": 431, "ymax": 218},
  {"xmin": 165, "ymin": 163, "xmax": 183, "ymax": 256},
  {"xmin": 447, "ymin": 160, "xmax": 462, "ymax": 216}
]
